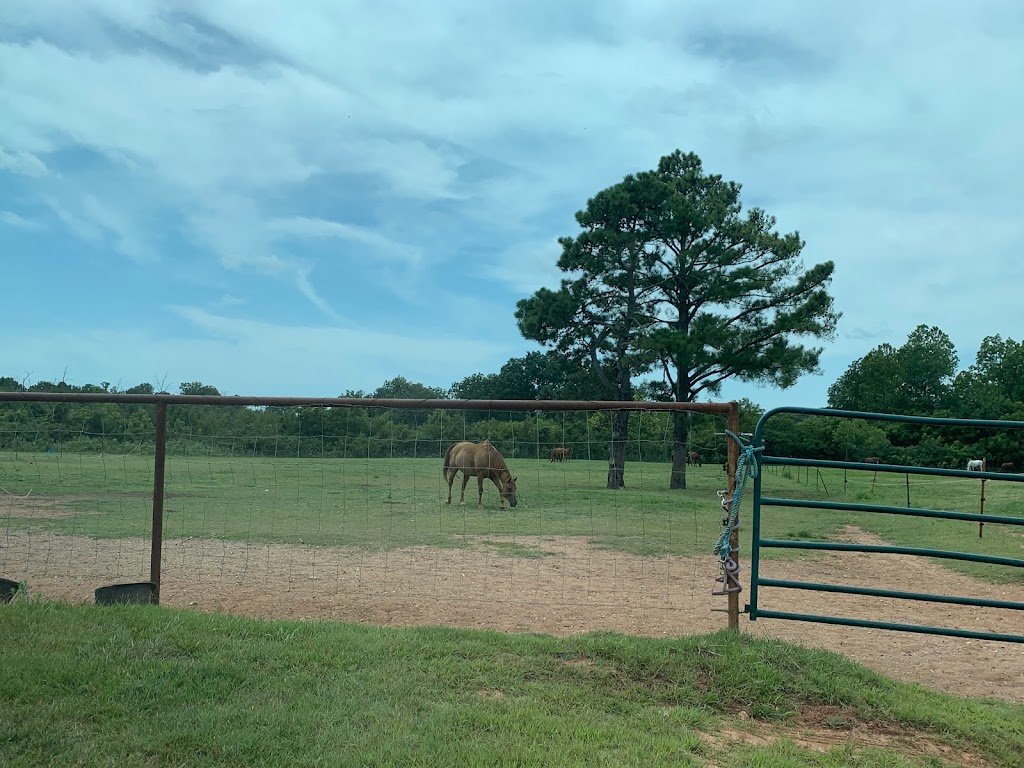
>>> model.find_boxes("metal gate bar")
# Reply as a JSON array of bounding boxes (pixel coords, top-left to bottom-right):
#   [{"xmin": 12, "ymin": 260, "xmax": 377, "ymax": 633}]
[{"xmin": 748, "ymin": 406, "xmax": 1024, "ymax": 644}]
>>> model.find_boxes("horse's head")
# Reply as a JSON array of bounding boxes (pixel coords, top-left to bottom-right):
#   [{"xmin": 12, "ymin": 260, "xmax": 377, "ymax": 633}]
[{"xmin": 500, "ymin": 474, "xmax": 518, "ymax": 508}]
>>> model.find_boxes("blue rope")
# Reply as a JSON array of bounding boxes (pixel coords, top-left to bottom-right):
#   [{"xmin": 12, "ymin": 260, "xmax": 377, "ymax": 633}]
[{"xmin": 714, "ymin": 430, "xmax": 762, "ymax": 562}]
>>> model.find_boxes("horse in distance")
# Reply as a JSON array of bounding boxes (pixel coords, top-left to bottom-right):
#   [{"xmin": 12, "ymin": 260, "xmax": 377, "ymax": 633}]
[
  {"xmin": 967, "ymin": 459, "xmax": 984, "ymax": 471},
  {"xmin": 549, "ymin": 447, "xmax": 571, "ymax": 462},
  {"xmin": 686, "ymin": 451, "xmax": 702, "ymax": 467},
  {"xmin": 444, "ymin": 440, "xmax": 518, "ymax": 510}
]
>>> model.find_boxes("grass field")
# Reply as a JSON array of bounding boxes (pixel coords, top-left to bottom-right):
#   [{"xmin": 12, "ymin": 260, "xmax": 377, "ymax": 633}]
[
  {"xmin": 2, "ymin": 449, "xmax": 1022, "ymax": 585},
  {"xmin": 1, "ymin": 602, "xmax": 1022, "ymax": 767}
]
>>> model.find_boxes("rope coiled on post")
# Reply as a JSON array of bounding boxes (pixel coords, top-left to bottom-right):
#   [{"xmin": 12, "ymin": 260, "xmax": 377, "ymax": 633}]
[{"xmin": 714, "ymin": 430, "xmax": 762, "ymax": 563}]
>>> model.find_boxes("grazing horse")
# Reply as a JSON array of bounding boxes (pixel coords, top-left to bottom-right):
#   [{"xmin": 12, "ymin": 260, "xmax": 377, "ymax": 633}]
[
  {"xmin": 967, "ymin": 459, "xmax": 984, "ymax": 471},
  {"xmin": 549, "ymin": 447, "xmax": 571, "ymax": 463},
  {"xmin": 864, "ymin": 456, "xmax": 881, "ymax": 465},
  {"xmin": 686, "ymin": 451, "xmax": 702, "ymax": 467},
  {"xmin": 1000, "ymin": 462, "xmax": 1015, "ymax": 473},
  {"xmin": 444, "ymin": 440, "xmax": 518, "ymax": 509}
]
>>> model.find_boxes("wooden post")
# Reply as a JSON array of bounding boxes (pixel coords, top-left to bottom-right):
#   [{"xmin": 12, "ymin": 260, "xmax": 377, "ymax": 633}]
[
  {"xmin": 727, "ymin": 403, "xmax": 741, "ymax": 631},
  {"xmin": 150, "ymin": 401, "xmax": 167, "ymax": 603}
]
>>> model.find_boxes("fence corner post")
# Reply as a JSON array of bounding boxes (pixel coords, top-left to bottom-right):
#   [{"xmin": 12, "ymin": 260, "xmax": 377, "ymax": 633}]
[
  {"xmin": 149, "ymin": 400, "xmax": 168, "ymax": 603},
  {"xmin": 727, "ymin": 402, "xmax": 741, "ymax": 631}
]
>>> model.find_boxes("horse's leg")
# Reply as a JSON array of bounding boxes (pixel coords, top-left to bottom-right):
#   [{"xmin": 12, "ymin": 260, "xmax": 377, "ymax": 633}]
[
  {"xmin": 491, "ymin": 476, "xmax": 505, "ymax": 510},
  {"xmin": 477, "ymin": 475, "xmax": 485, "ymax": 508},
  {"xmin": 459, "ymin": 473, "xmax": 469, "ymax": 505},
  {"xmin": 445, "ymin": 469, "xmax": 455, "ymax": 505}
]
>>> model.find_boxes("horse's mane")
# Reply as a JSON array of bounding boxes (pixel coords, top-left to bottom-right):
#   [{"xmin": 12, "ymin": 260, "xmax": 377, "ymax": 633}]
[{"xmin": 481, "ymin": 441, "xmax": 509, "ymax": 473}]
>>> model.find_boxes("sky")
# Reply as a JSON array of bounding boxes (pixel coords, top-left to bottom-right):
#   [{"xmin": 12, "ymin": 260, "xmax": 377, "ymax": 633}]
[{"xmin": 2, "ymin": 1, "xmax": 1023, "ymax": 411}]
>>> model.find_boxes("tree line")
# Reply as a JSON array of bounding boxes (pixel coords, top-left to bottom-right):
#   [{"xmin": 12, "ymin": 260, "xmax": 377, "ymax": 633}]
[
  {"xmin": 0, "ymin": 371, "xmax": 757, "ymax": 467},
  {"xmin": 2, "ymin": 324, "xmax": 1023, "ymax": 470}
]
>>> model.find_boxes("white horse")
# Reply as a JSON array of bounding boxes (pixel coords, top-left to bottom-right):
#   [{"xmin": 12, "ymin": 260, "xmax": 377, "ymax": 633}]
[{"xmin": 967, "ymin": 459, "xmax": 984, "ymax": 471}]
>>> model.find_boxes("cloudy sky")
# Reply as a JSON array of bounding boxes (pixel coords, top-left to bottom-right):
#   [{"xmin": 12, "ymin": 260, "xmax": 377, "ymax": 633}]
[{"xmin": 2, "ymin": 1, "xmax": 1022, "ymax": 410}]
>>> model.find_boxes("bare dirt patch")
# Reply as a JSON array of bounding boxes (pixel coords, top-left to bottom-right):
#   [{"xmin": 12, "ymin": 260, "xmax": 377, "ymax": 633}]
[
  {"xmin": 1, "ymin": 525, "xmax": 1021, "ymax": 703},
  {"xmin": 700, "ymin": 712, "xmax": 992, "ymax": 766}
]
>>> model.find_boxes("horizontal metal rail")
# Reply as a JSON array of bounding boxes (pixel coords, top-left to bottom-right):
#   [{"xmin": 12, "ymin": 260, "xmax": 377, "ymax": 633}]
[
  {"xmin": 760, "ymin": 539, "xmax": 1024, "ymax": 568},
  {"xmin": 766, "ymin": 456, "xmax": 1024, "ymax": 481},
  {"xmin": 759, "ymin": 497, "xmax": 1024, "ymax": 526},
  {"xmin": 749, "ymin": 609, "xmax": 1024, "ymax": 644},
  {"xmin": 0, "ymin": 392, "xmax": 734, "ymax": 413},
  {"xmin": 759, "ymin": 405, "xmax": 1024, "ymax": 432},
  {"xmin": 757, "ymin": 578, "xmax": 1024, "ymax": 611}
]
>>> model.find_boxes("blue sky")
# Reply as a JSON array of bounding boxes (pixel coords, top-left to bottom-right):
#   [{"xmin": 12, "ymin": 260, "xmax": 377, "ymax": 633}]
[{"xmin": 2, "ymin": 1, "xmax": 1023, "ymax": 409}]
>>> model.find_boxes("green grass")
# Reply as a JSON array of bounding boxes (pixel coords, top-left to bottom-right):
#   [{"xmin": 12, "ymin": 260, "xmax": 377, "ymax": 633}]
[
  {"xmin": 2, "ymin": 451, "xmax": 1022, "ymax": 583},
  {"xmin": 1, "ymin": 602, "xmax": 1022, "ymax": 767}
]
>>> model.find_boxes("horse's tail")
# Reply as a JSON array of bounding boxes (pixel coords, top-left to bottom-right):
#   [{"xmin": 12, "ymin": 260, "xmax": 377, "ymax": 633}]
[{"xmin": 442, "ymin": 442, "xmax": 457, "ymax": 472}]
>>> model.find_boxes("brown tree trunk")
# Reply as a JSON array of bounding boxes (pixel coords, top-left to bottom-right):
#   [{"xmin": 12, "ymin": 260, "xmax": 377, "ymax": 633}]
[
  {"xmin": 669, "ymin": 411, "xmax": 688, "ymax": 489},
  {"xmin": 607, "ymin": 410, "xmax": 628, "ymax": 488}
]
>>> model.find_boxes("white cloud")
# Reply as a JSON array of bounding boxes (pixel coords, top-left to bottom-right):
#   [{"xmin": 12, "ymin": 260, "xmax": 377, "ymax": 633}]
[
  {"xmin": 1, "ymin": 2, "xmax": 1023, "ymax": 409},
  {"xmin": 266, "ymin": 217, "xmax": 421, "ymax": 265},
  {"xmin": 0, "ymin": 210, "xmax": 42, "ymax": 230},
  {"xmin": 0, "ymin": 147, "xmax": 48, "ymax": 176}
]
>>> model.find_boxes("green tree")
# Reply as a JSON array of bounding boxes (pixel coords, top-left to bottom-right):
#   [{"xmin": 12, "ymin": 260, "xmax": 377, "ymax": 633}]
[
  {"xmin": 639, "ymin": 151, "xmax": 838, "ymax": 488},
  {"xmin": 372, "ymin": 376, "xmax": 445, "ymax": 401},
  {"xmin": 370, "ymin": 377, "xmax": 444, "ymax": 428},
  {"xmin": 828, "ymin": 325, "xmax": 958, "ymax": 415},
  {"xmin": 965, "ymin": 335, "xmax": 1024, "ymax": 404},
  {"xmin": 179, "ymin": 382, "xmax": 221, "ymax": 396},
  {"xmin": 521, "ymin": 149, "xmax": 838, "ymax": 489},
  {"xmin": 516, "ymin": 177, "xmax": 660, "ymax": 488}
]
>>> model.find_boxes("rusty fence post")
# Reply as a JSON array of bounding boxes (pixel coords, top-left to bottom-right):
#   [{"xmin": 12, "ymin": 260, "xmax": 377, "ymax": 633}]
[
  {"xmin": 149, "ymin": 401, "xmax": 167, "ymax": 603},
  {"xmin": 727, "ymin": 402, "xmax": 741, "ymax": 631}
]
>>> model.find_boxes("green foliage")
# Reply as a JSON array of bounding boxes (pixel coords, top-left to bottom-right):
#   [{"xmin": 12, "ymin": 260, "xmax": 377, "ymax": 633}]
[
  {"xmin": 828, "ymin": 325, "xmax": 958, "ymax": 415},
  {"xmin": 517, "ymin": 150, "xmax": 841, "ymax": 404}
]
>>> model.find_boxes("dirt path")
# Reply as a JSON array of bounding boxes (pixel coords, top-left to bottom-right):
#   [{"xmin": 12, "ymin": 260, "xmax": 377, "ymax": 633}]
[{"xmin": 2, "ymin": 526, "xmax": 1021, "ymax": 703}]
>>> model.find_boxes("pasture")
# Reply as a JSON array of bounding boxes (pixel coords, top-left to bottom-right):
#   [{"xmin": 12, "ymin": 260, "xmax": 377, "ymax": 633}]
[
  {"xmin": 2, "ymin": 449, "xmax": 1022, "ymax": 574},
  {"xmin": 2, "ymin": 449, "xmax": 1023, "ymax": 703}
]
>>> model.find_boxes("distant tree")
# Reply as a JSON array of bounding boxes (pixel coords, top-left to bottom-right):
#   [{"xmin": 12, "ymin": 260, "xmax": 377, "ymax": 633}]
[
  {"xmin": 828, "ymin": 325, "xmax": 958, "ymax": 415},
  {"xmin": 372, "ymin": 376, "xmax": 445, "ymax": 401},
  {"xmin": 370, "ymin": 376, "xmax": 445, "ymax": 427},
  {"xmin": 449, "ymin": 372, "xmax": 501, "ymax": 401},
  {"xmin": 0, "ymin": 377, "xmax": 25, "ymax": 392},
  {"xmin": 179, "ymin": 382, "xmax": 221, "ymax": 396},
  {"xmin": 965, "ymin": 334, "xmax": 1024, "ymax": 404}
]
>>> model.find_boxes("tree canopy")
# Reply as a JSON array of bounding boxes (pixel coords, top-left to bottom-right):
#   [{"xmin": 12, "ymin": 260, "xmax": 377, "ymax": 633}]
[
  {"xmin": 517, "ymin": 149, "xmax": 840, "ymax": 488},
  {"xmin": 827, "ymin": 325, "xmax": 958, "ymax": 415}
]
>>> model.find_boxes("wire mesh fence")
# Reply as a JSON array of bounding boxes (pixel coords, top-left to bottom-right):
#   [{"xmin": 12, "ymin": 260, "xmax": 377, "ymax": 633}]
[{"xmin": 0, "ymin": 394, "xmax": 740, "ymax": 635}]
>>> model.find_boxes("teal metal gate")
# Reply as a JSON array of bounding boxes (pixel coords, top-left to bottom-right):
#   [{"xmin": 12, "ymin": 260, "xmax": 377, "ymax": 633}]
[{"xmin": 747, "ymin": 407, "xmax": 1024, "ymax": 643}]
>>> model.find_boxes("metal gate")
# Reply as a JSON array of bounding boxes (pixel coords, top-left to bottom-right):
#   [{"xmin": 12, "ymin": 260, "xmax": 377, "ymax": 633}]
[{"xmin": 746, "ymin": 407, "xmax": 1024, "ymax": 643}]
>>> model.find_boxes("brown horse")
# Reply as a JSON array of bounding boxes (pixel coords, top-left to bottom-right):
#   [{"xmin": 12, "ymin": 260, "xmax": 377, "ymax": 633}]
[
  {"xmin": 550, "ymin": 447, "xmax": 571, "ymax": 462},
  {"xmin": 864, "ymin": 456, "xmax": 881, "ymax": 465},
  {"xmin": 686, "ymin": 451, "xmax": 701, "ymax": 467},
  {"xmin": 443, "ymin": 440, "xmax": 518, "ymax": 509},
  {"xmin": 1000, "ymin": 462, "xmax": 1015, "ymax": 473}
]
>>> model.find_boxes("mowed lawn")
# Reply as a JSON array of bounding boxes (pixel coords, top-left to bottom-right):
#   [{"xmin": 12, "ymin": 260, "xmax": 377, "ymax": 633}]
[{"xmin": 1, "ymin": 450, "xmax": 1022, "ymax": 582}]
